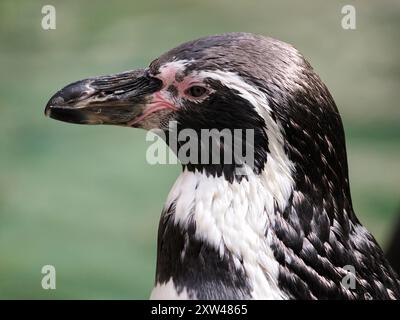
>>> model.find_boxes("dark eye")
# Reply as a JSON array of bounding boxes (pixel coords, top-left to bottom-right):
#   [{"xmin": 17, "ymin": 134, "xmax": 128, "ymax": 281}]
[{"xmin": 186, "ymin": 86, "xmax": 207, "ymax": 98}]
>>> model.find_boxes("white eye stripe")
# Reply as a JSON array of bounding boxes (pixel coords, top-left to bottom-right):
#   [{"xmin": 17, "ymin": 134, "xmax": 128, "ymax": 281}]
[{"xmin": 157, "ymin": 60, "xmax": 192, "ymax": 86}]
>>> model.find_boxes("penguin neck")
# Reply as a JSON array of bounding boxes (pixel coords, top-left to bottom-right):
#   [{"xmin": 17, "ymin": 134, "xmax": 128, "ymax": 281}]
[{"xmin": 153, "ymin": 167, "xmax": 294, "ymax": 299}]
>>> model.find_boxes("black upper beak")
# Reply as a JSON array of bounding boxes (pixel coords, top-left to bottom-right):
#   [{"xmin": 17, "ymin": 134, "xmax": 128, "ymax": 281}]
[{"xmin": 45, "ymin": 69, "xmax": 162, "ymax": 125}]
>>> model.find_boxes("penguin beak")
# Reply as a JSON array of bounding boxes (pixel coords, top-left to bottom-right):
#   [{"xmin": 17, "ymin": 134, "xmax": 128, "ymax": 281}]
[{"xmin": 44, "ymin": 69, "xmax": 162, "ymax": 126}]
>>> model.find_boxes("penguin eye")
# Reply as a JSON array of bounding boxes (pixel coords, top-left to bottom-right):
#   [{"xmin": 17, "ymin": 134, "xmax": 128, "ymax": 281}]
[{"xmin": 186, "ymin": 86, "xmax": 207, "ymax": 98}]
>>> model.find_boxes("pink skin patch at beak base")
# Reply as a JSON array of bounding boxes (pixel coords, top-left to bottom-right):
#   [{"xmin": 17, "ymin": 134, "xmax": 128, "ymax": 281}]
[
  {"xmin": 127, "ymin": 92, "xmax": 178, "ymax": 127},
  {"xmin": 127, "ymin": 60, "xmax": 210, "ymax": 127},
  {"xmin": 127, "ymin": 62, "xmax": 186, "ymax": 127}
]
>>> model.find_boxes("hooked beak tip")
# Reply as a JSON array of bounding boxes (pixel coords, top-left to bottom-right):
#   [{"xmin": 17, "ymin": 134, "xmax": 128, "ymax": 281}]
[{"xmin": 44, "ymin": 105, "xmax": 51, "ymax": 117}]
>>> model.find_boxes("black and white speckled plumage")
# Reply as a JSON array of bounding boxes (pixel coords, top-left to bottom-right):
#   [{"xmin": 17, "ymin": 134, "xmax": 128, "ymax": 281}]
[
  {"xmin": 151, "ymin": 34, "xmax": 400, "ymax": 299},
  {"xmin": 46, "ymin": 32, "xmax": 400, "ymax": 300},
  {"xmin": 150, "ymin": 33, "xmax": 400, "ymax": 299},
  {"xmin": 156, "ymin": 204, "xmax": 252, "ymax": 300}
]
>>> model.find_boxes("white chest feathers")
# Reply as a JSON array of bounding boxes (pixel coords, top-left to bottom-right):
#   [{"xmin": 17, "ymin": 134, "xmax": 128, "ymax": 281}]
[{"xmin": 151, "ymin": 166, "xmax": 294, "ymax": 300}]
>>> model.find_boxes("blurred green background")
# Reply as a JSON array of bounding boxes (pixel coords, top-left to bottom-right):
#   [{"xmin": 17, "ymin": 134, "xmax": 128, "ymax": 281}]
[{"xmin": 0, "ymin": 0, "xmax": 399, "ymax": 299}]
